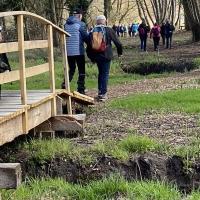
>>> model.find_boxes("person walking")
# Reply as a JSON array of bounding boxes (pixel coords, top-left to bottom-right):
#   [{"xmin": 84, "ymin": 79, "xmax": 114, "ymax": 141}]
[
  {"xmin": 165, "ymin": 20, "xmax": 175, "ymax": 49},
  {"xmin": 0, "ymin": 26, "xmax": 11, "ymax": 72},
  {"xmin": 160, "ymin": 22, "xmax": 166, "ymax": 46},
  {"xmin": 132, "ymin": 22, "xmax": 138, "ymax": 37},
  {"xmin": 112, "ymin": 24, "xmax": 117, "ymax": 34},
  {"xmin": 86, "ymin": 15, "xmax": 123, "ymax": 101},
  {"xmin": 128, "ymin": 24, "xmax": 132, "ymax": 37},
  {"xmin": 138, "ymin": 20, "xmax": 150, "ymax": 51},
  {"xmin": 116, "ymin": 25, "xmax": 120, "ymax": 37},
  {"xmin": 62, "ymin": 9, "xmax": 88, "ymax": 94},
  {"xmin": 119, "ymin": 24, "xmax": 124, "ymax": 37},
  {"xmin": 150, "ymin": 23, "xmax": 161, "ymax": 51}
]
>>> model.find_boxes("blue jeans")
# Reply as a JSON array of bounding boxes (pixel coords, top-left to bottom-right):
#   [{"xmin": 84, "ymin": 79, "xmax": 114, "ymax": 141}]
[
  {"xmin": 97, "ymin": 60, "xmax": 111, "ymax": 95},
  {"xmin": 166, "ymin": 36, "xmax": 172, "ymax": 49},
  {"xmin": 140, "ymin": 37, "xmax": 147, "ymax": 51}
]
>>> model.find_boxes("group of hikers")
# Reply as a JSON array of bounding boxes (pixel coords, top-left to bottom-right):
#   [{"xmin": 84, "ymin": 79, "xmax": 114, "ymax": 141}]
[
  {"xmin": 112, "ymin": 19, "xmax": 175, "ymax": 51},
  {"xmin": 63, "ymin": 9, "xmax": 123, "ymax": 101},
  {"xmin": 139, "ymin": 19, "xmax": 175, "ymax": 52},
  {"xmin": 64, "ymin": 10, "xmax": 176, "ymax": 101},
  {"xmin": 112, "ymin": 23, "xmax": 139, "ymax": 37}
]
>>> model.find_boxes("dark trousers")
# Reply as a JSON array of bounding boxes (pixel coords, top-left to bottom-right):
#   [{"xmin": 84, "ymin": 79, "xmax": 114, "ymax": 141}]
[
  {"xmin": 0, "ymin": 53, "xmax": 11, "ymax": 99},
  {"xmin": 140, "ymin": 37, "xmax": 147, "ymax": 51},
  {"xmin": 153, "ymin": 37, "xmax": 160, "ymax": 50},
  {"xmin": 161, "ymin": 34, "xmax": 165, "ymax": 45},
  {"xmin": 0, "ymin": 53, "xmax": 11, "ymax": 71},
  {"xmin": 68, "ymin": 55, "xmax": 85, "ymax": 93},
  {"xmin": 166, "ymin": 36, "xmax": 172, "ymax": 49},
  {"xmin": 97, "ymin": 60, "xmax": 111, "ymax": 95}
]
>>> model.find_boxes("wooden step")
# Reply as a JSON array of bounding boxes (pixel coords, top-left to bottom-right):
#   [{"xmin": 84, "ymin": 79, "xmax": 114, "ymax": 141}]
[
  {"xmin": 57, "ymin": 89, "xmax": 94, "ymax": 106},
  {"xmin": 61, "ymin": 114, "xmax": 86, "ymax": 125},
  {"xmin": 34, "ymin": 115, "xmax": 84, "ymax": 133}
]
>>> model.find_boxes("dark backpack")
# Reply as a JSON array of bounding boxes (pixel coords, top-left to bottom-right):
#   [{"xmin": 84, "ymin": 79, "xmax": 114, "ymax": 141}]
[
  {"xmin": 90, "ymin": 26, "xmax": 107, "ymax": 52},
  {"xmin": 170, "ymin": 25, "xmax": 175, "ymax": 31},
  {"xmin": 153, "ymin": 27, "xmax": 160, "ymax": 37},
  {"xmin": 139, "ymin": 27, "xmax": 145, "ymax": 36}
]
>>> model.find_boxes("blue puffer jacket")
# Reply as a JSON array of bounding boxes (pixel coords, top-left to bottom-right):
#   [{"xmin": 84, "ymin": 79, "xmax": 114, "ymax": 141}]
[{"xmin": 64, "ymin": 16, "xmax": 88, "ymax": 56}]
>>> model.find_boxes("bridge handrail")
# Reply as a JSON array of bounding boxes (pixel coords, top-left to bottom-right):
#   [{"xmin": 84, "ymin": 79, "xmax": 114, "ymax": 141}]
[{"xmin": 0, "ymin": 11, "xmax": 72, "ymax": 129}]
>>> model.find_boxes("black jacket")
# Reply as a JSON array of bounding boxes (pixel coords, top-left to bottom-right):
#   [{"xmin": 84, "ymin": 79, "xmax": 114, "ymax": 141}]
[
  {"xmin": 86, "ymin": 26, "xmax": 123, "ymax": 62},
  {"xmin": 138, "ymin": 23, "xmax": 150, "ymax": 39}
]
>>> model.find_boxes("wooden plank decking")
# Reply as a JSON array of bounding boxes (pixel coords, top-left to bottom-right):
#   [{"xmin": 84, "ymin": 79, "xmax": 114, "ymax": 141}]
[
  {"xmin": 0, "ymin": 90, "xmax": 54, "ymax": 145},
  {"xmin": 0, "ymin": 90, "xmax": 52, "ymax": 118},
  {"xmin": 0, "ymin": 90, "xmax": 94, "ymax": 146}
]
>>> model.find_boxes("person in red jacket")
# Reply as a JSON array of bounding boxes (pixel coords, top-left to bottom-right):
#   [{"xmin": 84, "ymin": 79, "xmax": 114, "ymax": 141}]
[{"xmin": 150, "ymin": 23, "xmax": 161, "ymax": 51}]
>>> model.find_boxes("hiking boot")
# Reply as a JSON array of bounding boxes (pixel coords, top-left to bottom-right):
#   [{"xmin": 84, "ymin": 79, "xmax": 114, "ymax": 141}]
[{"xmin": 98, "ymin": 93, "xmax": 108, "ymax": 102}]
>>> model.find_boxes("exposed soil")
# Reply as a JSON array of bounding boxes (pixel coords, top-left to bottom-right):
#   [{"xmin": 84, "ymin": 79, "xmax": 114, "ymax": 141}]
[{"xmin": 2, "ymin": 150, "xmax": 200, "ymax": 193}]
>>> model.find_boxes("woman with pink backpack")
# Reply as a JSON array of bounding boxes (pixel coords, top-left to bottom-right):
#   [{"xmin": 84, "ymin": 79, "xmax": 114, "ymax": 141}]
[{"xmin": 150, "ymin": 23, "xmax": 161, "ymax": 51}]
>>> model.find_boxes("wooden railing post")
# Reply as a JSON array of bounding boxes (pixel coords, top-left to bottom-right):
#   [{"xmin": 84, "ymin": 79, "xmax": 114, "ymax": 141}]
[
  {"xmin": 47, "ymin": 25, "xmax": 56, "ymax": 116},
  {"xmin": 17, "ymin": 14, "xmax": 28, "ymax": 133},
  {"xmin": 61, "ymin": 34, "xmax": 72, "ymax": 115}
]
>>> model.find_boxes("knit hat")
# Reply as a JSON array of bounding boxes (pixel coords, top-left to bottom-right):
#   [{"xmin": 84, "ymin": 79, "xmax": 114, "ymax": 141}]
[{"xmin": 96, "ymin": 15, "xmax": 106, "ymax": 21}]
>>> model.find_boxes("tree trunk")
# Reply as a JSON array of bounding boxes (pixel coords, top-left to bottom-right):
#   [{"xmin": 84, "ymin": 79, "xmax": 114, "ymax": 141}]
[
  {"xmin": 182, "ymin": 0, "xmax": 200, "ymax": 41},
  {"xmin": 185, "ymin": 14, "xmax": 191, "ymax": 30},
  {"xmin": 191, "ymin": 23, "xmax": 200, "ymax": 41},
  {"xmin": 104, "ymin": 0, "xmax": 111, "ymax": 22}
]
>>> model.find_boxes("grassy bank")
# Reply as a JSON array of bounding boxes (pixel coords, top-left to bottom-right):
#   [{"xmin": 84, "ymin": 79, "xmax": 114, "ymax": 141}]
[{"xmin": 0, "ymin": 176, "xmax": 181, "ymax": 200}]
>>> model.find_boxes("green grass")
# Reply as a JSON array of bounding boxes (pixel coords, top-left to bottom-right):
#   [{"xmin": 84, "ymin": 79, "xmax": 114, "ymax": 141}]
[
  {"xmin": 13, "ymin": 132, "xmax": 164, "ymax": 165},
  {"xmin": 22, "ymin": 138, "xmax": 93, "ymax": 165},
  {"xmin": 118, "ymin": 134, "xmax": 163, "ymax": 153},
  {"xmin": 187, "ymin": 191, "xmax": 200, "ymax": 200},
  {"xmin": 91, "ymin": 134, "xmax": 165, "ymax": 161},
  {"xmin": 173, "ymin": 137, "xmax": 200, "ymax": 159},
  {"xmin": 193, "ymin": 57, "xmax": 200, "ymax": 67},
  {"xmin": 0, "ymin": 176, "xmax": 181, "ymax": 200},
  {"xmin": 109, "ymin": 88, "xmax": 200, "ymax": 114},
  {"xmin": 2, "ymin": 57, "xmax": 141, "ymax": 91}
]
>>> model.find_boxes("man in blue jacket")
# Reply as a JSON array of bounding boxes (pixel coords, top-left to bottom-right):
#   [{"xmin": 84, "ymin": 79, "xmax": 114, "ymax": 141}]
[{"xmin": 63, "ymin": 9, "xmax": 88, "ymax": 94}]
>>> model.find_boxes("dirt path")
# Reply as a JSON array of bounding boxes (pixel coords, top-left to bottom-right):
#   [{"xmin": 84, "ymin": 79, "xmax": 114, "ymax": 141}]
[
  {"xmin": 75, "ymin": 31, "xmax": 200, "ymax": 148},
  {"xmin": 88, "ymin": 70, "xmax": 200, "ymax": 99},
  {"xmin": 73, "ymin": 70, "xmax": 200, "ymax": 147}
]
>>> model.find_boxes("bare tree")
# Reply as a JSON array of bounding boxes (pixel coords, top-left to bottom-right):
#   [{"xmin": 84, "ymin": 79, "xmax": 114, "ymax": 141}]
[
  {"xmin": 136, "ymin": 0, "xmax": 182, "ymax": 26},
  {"xmin": 182, "ymin": 0, "xmax": 200, "ymax": 41}
]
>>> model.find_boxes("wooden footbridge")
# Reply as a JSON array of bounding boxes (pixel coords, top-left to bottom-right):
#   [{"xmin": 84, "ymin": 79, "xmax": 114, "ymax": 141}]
[{"xmin": 0, "ymin": 11, "xmax": 94, "ymax": 147}]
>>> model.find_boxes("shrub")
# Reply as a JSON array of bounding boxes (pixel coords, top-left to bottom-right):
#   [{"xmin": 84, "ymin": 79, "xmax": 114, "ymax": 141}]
[{"xmin": 121, "ymin": 59, "xmax": 198, "ymax": 75}]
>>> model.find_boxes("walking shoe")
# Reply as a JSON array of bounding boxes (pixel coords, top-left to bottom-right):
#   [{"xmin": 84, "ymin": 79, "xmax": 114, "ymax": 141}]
[{"xmin": 98, "ymin": 93, "xmax": 108, "ymax": 102}]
